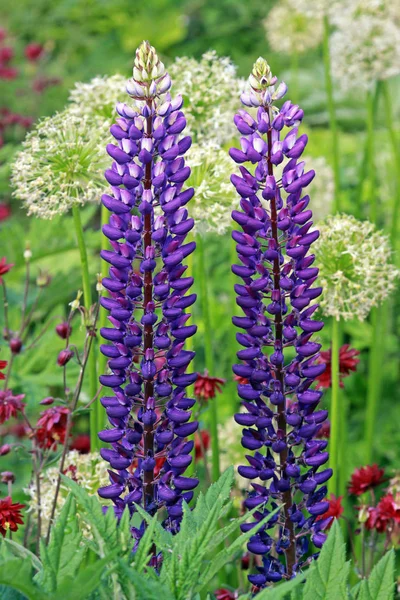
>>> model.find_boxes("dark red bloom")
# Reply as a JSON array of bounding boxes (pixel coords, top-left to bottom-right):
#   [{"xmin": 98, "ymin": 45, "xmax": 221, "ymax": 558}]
[
  {"xmin": 316, "ymin": 494, "xmax": 343, "ymax": 528},
  {"xmin": 316, "ymin": 344, "xmax": 360, "ymax": 389},
  {"xmin": 0, "ymin": 444, "xmax": 11, "ymax": 456},
  {"xmin": 0, "ymin": 360, "xmax": 7, "ymax": 381},
  {"xmin": 0, "ymin": 47, "xmax": 13, "ymax": 63},
  {"xmin": 241, "ymin": 552, "xmax": 250, "ymax": 569},
  {"xmin": 214, "ymin": 589, "xmax": 238, "ymax": 600},
  {"xmin": 9, "ymin": 338, "xmax": 22, "ymax": 355},
  {"xmin": 234, "ymin": 373, "xmax": 249, "ymax": 385},
  {"xmin": 35, "ymin": 406, "xmax": 70, "ymax": 449},
  {"xmin": 0, "ymin": 257, "xmax": 14, "ymax": 283},
  {"xmin": 32, "ymin": 75, "xmax": 61, "ymax": 93},
  {"xmin": 194, "ymin": 429, "xmax": 210, "ymax": 461},
  {"xmin": 55, "ymin": 322, "xmax": 72, "ymax": 340},
  {"xmin": 0, "ymin": 29, "xmax": 6, "ymax": 43},
  {"xmin": 1, "ymin": 471, "xmax": 15, "ymax": 483},
  {"xmin": 349, "ymin": 464, "xmax": 385, "ymax": 496},
  {"xmin": 0, "ymin": 204, "xmax": 11, "ymax": 221},
  {"xmin": 194, "ymin": 370, "xmax": 225, "ymax": 400},
  {"xmin": 316, "ymin": 420, "xmax": 330, "ymax": 439},
  {"xmin": 70, "ymin": 434, "xmax": 90, "ymax": 454},
  {"xmin": 57, "ymin": 349, "xmax": 73, "ymax": 366},
  {"xmin": 0, "ymin": 496, "xmax": 25, "ymax": 536},
  {"xmin": 0, "ymin": 66, "xmax": 18, "ymax": 80},
  {"xmin": 0, "ymin": 390, "xmax": 25, "ymax": 424},
  {"xmin": 40, "ymin": 397, "xmax": 54, "ymax": 406},
  {"xmin": 365, "ymin": 494, "xmax": 400, "ymax": 533},
  {"xmin": 24, "ymin": 43, "xmax": 44, "ymax": 61}
]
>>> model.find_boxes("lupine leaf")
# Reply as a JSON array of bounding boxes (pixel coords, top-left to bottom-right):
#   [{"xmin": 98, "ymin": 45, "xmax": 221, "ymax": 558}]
[
  {"xmin": 119, "ymin": 561, "xmax": 175, "ymax": 600},
  {"xmin": 0, "ymin": 558, "xmax": 48, "ymax": 600},
  {"xmin": 302, "ymin": 521, "xmax": 350, "ymax": 600},
  {"xmin": 0, "ymin": 538, "xmax": 42, "ymax": 572},
  {"xmin": 56, "ymin": 554, "xmax": 117, "ymax": 600},
  {"xmin": 133, "ymin": 512, "xmax": 159, "ymax": 573},
  {"xmin": 358, "ymin": 551, "xmax": 395, "ymax": 600},
  {"xmin": 36, "ymin": 494, "xmax": 85, "ymax": 593}
]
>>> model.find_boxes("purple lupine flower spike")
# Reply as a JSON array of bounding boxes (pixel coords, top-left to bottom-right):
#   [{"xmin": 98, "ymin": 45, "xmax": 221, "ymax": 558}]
[
  {"xmin": 98, "ymin": 41, "xmax": 198, "ymax": 534},
  {"xmin": 230, "ymin": 58, "xmax": 330, "ymax": 585}
]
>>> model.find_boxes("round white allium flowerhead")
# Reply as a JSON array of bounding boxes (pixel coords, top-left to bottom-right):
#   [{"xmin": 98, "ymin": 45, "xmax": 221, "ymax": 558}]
[
  {"xmin": 168, "ymin": 50, "xmax": 242, "ymax": 145},
  {"xmin": 187, "ymin": 142, "xmax": 238, "ymax": 235},
  {"xmin": 68, "ymin": 74, "xmax": 129, "ymax": 124},
  {"xmin": 263, "ymin": 0, "xmax": 323, "ymax": 55},
  {"xmin": 314, "ymin": 214, "xmax": 399, "ymax": 321},
  {"xmin": 330, "ymin": 11, "xmax": 400, "ymax": 91},
  {"xmin": 11, "ymin": 110, "xmax": 109, "ymax": 218},
  {"xmin": 296, "ymin": 0, "xmax": 400, "ymax": 25},
  {"xmin": 26, "ymin": 451, "xmax": 109, "ymax": 535}
]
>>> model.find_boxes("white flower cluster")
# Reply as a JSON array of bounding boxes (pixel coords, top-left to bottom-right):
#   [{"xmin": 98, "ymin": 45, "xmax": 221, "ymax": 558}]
[
  {"xmin": 187, "ymin": 142, "xmax": 238, "ymax": 235},
  {"xmin": 26, "ymin": 451, "xmax": 109, "ymax": 535},
  {"xmin": 168, "ymin": 51, "xmax": 242, "ymax": 145},
  {"xmin": 263, "ymin": 0, "xmax": 323, "ymax": 55},
  {"xmin": 330, "ymin": 2, "xmax": 400, "ymax": 91},
  {"xmin": 68, "ymin": 74, "xmax": 129, "ymax": 124},
  {"xmin": 314, "ymin": 214, "xmax": 399, "ymax": 321},
  {"xmin": 11, "ymin": 111, "xmax": 109, "ymax": 218}
]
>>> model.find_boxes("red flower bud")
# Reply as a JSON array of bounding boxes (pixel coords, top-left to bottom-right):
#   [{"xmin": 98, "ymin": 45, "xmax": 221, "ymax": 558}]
[
  {"xmin": 24, "ymin": 43, "xmax": 44, "ymax": 62},
  {"xmin": 40, "ymin": 397, "xmax": 54, "ymax": 406},
  {"xmin": 0, "ymin": 444, "xmax": 11, "ymax": 456},
  {"xmin": 1, "ymin": 471, "xmax": 15, "ymax": 483},
  {"xmin": 9, "ymin": 338, "xmax": 22, "ymax": 354},
  {"xmin": 55, "ymin": 321, "xmax": 72, "ymax": 339},
  {"xmin": 57, "ymin": 349, "xmax": 73, "ymax": 366}
]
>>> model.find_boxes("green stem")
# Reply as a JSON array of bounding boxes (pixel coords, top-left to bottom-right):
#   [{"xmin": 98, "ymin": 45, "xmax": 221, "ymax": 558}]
[
  {"xmin": 72, "ymin": 204, "xmax": 98, "ymax": 451},
  {"xmin": 364, "ymin": 307, "xmax": 387, "ymax": 464},
  {"xmin": 322, "ymin": 15, "xmax": 340, "ymax": 212},
  {"xmin": 328, "ymin": 318, "xmax": 340, "ymax": 496},
  {"xmin": 382, "ymin": 81, "xmax": 400, "ymax": 254},
  {"xmin": 98, "ymin": 203, "xmax": 110, "ymax": 437},
  {"xmin": 196, "ymin": 234, "xmax": 220, "ymax": 481},
  {"xmin": 366, "ymin": 90, "xmax": 377, "ymax": 223}
]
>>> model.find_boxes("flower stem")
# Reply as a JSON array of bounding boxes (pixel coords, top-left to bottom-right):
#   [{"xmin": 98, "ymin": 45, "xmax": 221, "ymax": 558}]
[
  {"xmin": 365, "ymin": 89, "xmax": 377, "ymax": 224},
  {"xmin": 382, "ymin": 80, "xmax": 400, "ymax": 255},
  {"xmin": 322, "ymin": 15, "xmax": 340, "ymax": 211},
  {"xmin": 328, "ymin": 317, "xmax": 340, "ymax": 496},
  {"xmin": 196, "ymin": 233, "xmax": 220, "ymax": 482},
  {"xmin": 72, "ymin": 204, "xmax": 98, "ymax": 451}
]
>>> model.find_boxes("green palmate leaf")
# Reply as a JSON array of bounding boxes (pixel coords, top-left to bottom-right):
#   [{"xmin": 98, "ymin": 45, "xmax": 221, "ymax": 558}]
[
  {"xmin": 302, "ymin": 521, "xmax": 350, "ymax": 600},
  {"xmin": 0, "ymin": 585, "xmax": 27, "ymax": 600},
  {"xmin": 36, "ymin": 494, "xmax": 85, "ymax": 593},
  {"xmin": 0, "ymin": 538, "xmax": 42, "ymax": 572},
  {"xmin": 133, "ymin": 512, "xmax": 159, "ymax": 573},
  {"xmin": 358, "ymin": 551, "xmax": 395, "ymax": 600},
  {"xmin": 118, "ymin": 561, "xmax": 175, "ymax": 600},
  {"xmin": 0, "ymin": 558, "xmax": 49, "ymax": 600},
  {"xmin": 56, "ymin": 554, "xmax": 117, "ymax": 600}
]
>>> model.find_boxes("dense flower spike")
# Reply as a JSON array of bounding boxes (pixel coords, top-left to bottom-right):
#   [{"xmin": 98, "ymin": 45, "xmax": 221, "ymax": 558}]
[
  {"xmin": 98, "ymin": 41, "xmax": 198, "ymax": 533},
  {"xmin": 230, "ymin": 58, "xmax": 331, "ymax": 584}
]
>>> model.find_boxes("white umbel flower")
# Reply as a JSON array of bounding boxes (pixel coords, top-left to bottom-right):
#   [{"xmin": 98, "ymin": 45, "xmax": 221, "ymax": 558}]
[
  {"xmin": 314, "ymin": 214, "xmax": 399, "ymax": 321},
  {"xmin": 11, "ymin": 110, "xmax": 109, "ymax": 218},
  {"xmin": 68, "ymin": 74, "xmax": 128, "ymax": 124},
  {"xmin": 25, "ymin": 451, "xmax": 109, "ymax": 535},
  {"xmin": 187, "ymin": 142, "xmax": 238, "ymax": 235},
  {"xmin": 169, "ymin": 51, "xmax": 242, "ymax": 145},
  {"xmin": 263, "ymin": 0, "xmax": 323, "ymax": 55}
]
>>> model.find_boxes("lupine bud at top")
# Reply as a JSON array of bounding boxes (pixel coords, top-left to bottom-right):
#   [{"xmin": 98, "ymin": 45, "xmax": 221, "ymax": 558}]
[
  {"xmin": 55, "ymin": 321, "xmax": 72, "ymax": 339},
  {"xmin": 128, "ymin": 40, "xmax": 170, "ymax": 100},
  {"xmin": 10, "ymin": 338, "xmax": 22, "ymax": 354}
]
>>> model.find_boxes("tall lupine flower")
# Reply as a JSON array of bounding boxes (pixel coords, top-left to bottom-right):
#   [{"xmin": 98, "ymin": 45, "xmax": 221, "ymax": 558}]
[
  {"xmin": 98, "ymin": 41, "xmax": 198, "ymax": 535},
  {"xmin": 230, "ymin": 58, "xmax": 331, "ymax": 584}
]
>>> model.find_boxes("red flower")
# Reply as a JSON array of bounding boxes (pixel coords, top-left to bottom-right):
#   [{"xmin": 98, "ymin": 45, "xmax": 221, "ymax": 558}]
[
  {"xmin": 32, "ymin": 75, "xmax": 61, "ymax": 93},
  {"xmin": 194, "ymin": 429, "xmax": 210, "ymax": 461},
  {"xmin": 317, "ymin": 494, "xmax": 344, "ymax": 528},
  {"xmin": 0, "ymin": 66, "xmax": 18, "ymax": 80},
  {"xmin": 0, "ymin": 257, "xmax": 14, "ymax": 283},
  {"xmin": 316, "ymin": 344, "xmax": 360, "ymax": 389},
  {"xmin": 0, "ymin": 496, "xmax": 25, "ymax": 537},
  {"xmin": 214, "ymin": 589, "xmax": 238, "ymax": 600},
  {"xmin": 0, "ymin": 204, "xmax": 11, "ymax": 221},
  {"xmin": 194, "ymin": 370, "xmax": 225, "ymax": 401},
  {"xmin": 0, "ymin": 390, "xmax": 25, "ymax": 424},
  {"xmin": 234, "ymin": 373, "xmax": 249, "ymax": 385},
  {"xmin": 55, "ymin": 321, "xmax": 72, "ymax": 340},
  {"xmin": 365, "ymin": 494, "xmax": 400, "ymax": 533},
  {"xmin": 349, "ymin": 464, "xmax": 385, "ymax": 496},
  {"xmin": 0, "ymin": 47, "xmax": 13, "ymax": 64},
  {"xmin": 70, "ymin": 434, "xmax": 90, "ymax": 454},
  {"xmin": 0, "ymin": 360, "xmax": 7, "ymax": 381},
  {"xmin": 25, "ymin": 43, "xmax": 44, "ymax": 61},
  {"xmin": 316, "ymin": 420, "xmax": 330, "ymax": 439},
  {"xmin": 35, "ymin": 406, "xmax": 70, "ymax": 449},
  {"xmin": 57, "ymin": 349, "xmax": 74, "ymax": 366}
]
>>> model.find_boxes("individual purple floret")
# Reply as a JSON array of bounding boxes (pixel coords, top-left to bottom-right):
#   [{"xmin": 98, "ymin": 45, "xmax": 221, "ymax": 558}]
[
  {"xmin": 229, "ymin": 58, "xmax": 331, "ymax": 585},
  {"xmin": 98, "ymin": 41, "xmax": 198, "ymax": 536}
]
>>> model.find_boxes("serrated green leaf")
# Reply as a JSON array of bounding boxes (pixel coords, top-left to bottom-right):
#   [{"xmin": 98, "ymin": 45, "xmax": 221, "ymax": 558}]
[
  {"xmin": 0, "ymin": 538, "xmax": 42, "ymax": 572},
  {"xmin": 36, "ymin": 494, "xmax": 85, "ymax": 593},
  {"xmin": 133, "ymin": 513, "xmax": 159, "ymax": 573},
  {"xmin": 57, "ymin": 554, "xmax": 117, "ymax": 600},
  {"xmin": 0, "ymin": 558, "xmax": 48, "ymax": 600},
  {"xmin": 358, "ymin": 550, "xmax": 395, "ymax": 600},
  {"xmin": 0, "ymin": 585, "xmax": 27, "ymax": 600},
  {"xmin": 302, "ymin": 520, "xmax": 350, "ymax": 600},
  {"xmin": 118, "ymin": 561, "xmax": 174, "ymax": 600}
]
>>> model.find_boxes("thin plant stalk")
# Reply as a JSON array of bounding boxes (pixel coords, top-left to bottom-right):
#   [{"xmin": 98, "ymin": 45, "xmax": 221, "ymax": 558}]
[
  {"xmin": 328, "ymin": 317, "xmax": 340, "ymax": 496},
  {"xmin": 322, "ymin": 15, "xmax": 340, "ymax": 212},
  {"xmin": 196, "ymin": 233, "xmax": 220, "ymax": 481},
  {"xmin": 365, "ymin": 90, "xmax": 377, "ymax": 224},
  {"xmin": 71, "ymin": 204, "xmax": 98, "ymax": 451},
  {"xmin": 382, "ymin": 81, "xmax": 400, "ymax": 257}
]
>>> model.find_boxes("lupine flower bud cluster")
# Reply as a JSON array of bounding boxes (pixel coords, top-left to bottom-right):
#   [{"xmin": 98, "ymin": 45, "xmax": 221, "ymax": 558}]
[
  {"xmin": 98, "ymin": 41, "xmax": 198, "ymax": 535},
  {"xmin": 230, "ymin": 58, "xmax": 331, "ymax": 585}
]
